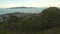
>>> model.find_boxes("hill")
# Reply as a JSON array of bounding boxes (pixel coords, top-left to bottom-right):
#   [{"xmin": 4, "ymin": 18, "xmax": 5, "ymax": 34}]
[{"xmin": 0, "ymin": 7, "xmax": 60, "ymax": 34}]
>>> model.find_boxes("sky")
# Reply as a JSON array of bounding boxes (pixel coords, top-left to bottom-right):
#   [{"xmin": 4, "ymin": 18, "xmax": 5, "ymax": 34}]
[{"xmin": 0, "ymin": 0, "xmax": 60, "ymax": 8}]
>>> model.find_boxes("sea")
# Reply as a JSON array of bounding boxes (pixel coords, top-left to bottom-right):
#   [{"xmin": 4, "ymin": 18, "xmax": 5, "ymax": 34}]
[{"xmin": 0, "ymin": 8, "xmax": 46, "ymax": 15}]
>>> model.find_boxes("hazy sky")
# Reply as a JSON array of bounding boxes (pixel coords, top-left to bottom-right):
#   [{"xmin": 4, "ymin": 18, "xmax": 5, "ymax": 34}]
[{"xmin": 0, "ymin": 0, "xmax": 60, "ymax": 8}]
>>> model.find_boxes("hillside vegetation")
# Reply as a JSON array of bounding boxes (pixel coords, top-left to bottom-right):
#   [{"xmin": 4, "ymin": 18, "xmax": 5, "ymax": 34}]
[{"xmin": 0, "ymin": 7, "xmax": 60, "ymax": 34}]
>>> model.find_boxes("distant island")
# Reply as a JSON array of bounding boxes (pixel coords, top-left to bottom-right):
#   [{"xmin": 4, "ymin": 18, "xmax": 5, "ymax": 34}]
[{"xmin": 9, "ymin": 7, "xmax": 34, "ymax": 9}]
